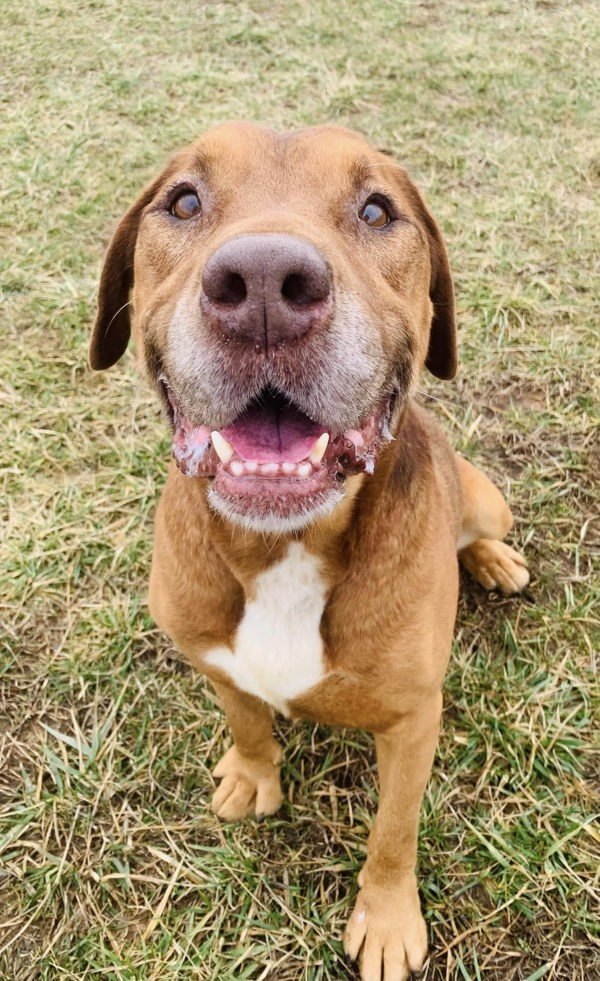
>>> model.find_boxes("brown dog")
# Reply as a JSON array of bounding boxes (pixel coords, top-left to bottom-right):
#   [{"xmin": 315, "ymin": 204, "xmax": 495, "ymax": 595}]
[{"xmin": 90, "ymin": 122, "xmax": 529, "ymax": 980}]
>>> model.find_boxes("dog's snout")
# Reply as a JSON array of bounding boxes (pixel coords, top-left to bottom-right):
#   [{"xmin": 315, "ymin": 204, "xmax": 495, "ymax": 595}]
[{"xmin": 201, "ymin": 234, "xmax": 333, "ymax": 348}]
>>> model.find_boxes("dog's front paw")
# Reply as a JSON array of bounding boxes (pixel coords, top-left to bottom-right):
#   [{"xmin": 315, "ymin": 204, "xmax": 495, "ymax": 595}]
[
  {"xmin": 211, "ymin": 743, "xmax": 283, "ymax": 821},
  {"xmin": 460, "ymin": 538, "xmax": 530, "ymax": 595},
  {"xmin": 343, "ymin": 875, "xmax": 427, "ymax": 981}
]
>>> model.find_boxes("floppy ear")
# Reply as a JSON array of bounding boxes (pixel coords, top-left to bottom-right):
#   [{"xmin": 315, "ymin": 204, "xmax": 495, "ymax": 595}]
[
  {"xmin": 89, "ymin": 175, "xmax": 166, "ymax": 370},
  {"xmin": 419, "ymin": 202, "xmax": 457, "ymax": 380},
  {"xmin": 397, "ymin": 170, "xmax": 458, "ymax": 380}
]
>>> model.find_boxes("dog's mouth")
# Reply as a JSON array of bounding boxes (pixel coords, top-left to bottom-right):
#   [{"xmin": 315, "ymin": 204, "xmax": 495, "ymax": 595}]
[{"xmin": 161, "ymin": 382, "xmax": 395, "ymax": 528}]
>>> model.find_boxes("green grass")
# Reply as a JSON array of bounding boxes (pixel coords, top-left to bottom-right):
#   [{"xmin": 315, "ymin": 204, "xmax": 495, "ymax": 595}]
[{"xmin": 1, "ymin": 0, "xmax": 598, "ymax": 978}]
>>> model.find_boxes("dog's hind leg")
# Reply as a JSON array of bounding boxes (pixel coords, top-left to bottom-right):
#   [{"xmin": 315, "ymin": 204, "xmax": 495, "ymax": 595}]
[
  {"xmin": 210, "ymin": 682, "xmax": 284, "ymax": 822},
  {"xmin": 456, "ymin": 455, "xmax": 530, "ymax": 595}
]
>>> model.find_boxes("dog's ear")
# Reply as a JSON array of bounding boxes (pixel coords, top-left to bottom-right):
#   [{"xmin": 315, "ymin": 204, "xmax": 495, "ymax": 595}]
[
  {"xmin": 412, "ymin": 184, "xmax": 457, "ymax": 379},
  {"xmin": 89, "ymin": 172, "xmax": 168, "ymax": 370},
  {"xmin": 418, "ymin": 199, "xmax": 457, "ymax": 380},
  {"xmin": 397, "ymin": 173, "xmax": 457, "ymax": 380}
]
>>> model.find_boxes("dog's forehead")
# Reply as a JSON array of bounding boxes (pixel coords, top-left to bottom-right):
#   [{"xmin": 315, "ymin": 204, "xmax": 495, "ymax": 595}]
[{"xmin": 176, "ymin": 122, "xmax": 393, "ymax": 198}]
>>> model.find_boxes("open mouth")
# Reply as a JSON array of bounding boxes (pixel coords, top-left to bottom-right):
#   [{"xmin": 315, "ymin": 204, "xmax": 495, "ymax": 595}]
[{"xmin": 161, "ymin": 382, "xmax": 394, "ymax": 528}]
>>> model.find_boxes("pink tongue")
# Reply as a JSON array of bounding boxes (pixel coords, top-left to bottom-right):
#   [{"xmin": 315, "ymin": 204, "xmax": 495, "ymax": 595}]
[{"xmin": 222, "ymin": 402, "xmax": 323, "ymax": 463}]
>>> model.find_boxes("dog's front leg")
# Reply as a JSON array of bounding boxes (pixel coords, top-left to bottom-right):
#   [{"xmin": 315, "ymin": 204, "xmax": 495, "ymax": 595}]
[
  {"xmin": 210, "ymin": 682, "xmax": 284, "ymax": 821},
  {"xmin": 344, "ymin": 691, "xmax": 442, "ymax": 980}
]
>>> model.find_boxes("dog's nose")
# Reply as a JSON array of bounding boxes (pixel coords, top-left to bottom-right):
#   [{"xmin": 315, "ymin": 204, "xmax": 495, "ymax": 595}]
[{"xmin": 201, "ymin": 234, "xmax": 333, "ymax": 349}]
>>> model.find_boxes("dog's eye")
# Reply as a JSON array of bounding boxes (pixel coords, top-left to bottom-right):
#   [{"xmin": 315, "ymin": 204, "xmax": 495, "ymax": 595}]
[
  {"xmin": 170, "ymin": 190, "xmax": 201, "ymax": 220},
  {"xmin": 359, "ymin": 199, "xmax": 391, "ymax": 228}
]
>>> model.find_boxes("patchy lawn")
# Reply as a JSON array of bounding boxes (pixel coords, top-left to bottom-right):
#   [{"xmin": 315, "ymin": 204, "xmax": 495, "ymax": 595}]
[{"xmin": 1, "ymin": 1, "xmax": 598, "ymax": 978}]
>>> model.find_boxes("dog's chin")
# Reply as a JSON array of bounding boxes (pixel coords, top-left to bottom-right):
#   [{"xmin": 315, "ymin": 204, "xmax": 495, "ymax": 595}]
[
  {"xmin": 160, "ymin": 381, "xmax": 396, "ymax": 533},
  {"xmin": 207, "ymin": 479, "xmax": 344, "ymax": 535}
]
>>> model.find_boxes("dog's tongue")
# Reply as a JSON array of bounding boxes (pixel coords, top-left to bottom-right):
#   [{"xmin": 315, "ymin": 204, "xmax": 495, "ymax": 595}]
[{"xmin": 221, "ymin": 401, "xmax": 323, "ymax": 463}]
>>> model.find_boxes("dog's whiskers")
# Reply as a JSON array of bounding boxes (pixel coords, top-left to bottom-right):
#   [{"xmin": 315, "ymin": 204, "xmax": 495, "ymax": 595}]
[
  {"xmin": 417, "ymin": 389, "xmax": 462, "ymax": 407},
  {"xmin": 102, "ymin": 300, "xmax": 132, "ymax": 339}
]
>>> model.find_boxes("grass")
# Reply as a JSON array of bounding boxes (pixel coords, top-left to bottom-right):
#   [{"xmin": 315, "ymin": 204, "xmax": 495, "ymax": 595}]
[{"xmin": 1, "ymin": 0, "xmax": 598, "ymax": 977}]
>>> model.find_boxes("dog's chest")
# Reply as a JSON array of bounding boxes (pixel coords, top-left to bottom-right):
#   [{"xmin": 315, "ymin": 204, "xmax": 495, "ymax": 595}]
[{"xmin": 205, "ymin": 542, "xmax": 328, "ymax": 715}]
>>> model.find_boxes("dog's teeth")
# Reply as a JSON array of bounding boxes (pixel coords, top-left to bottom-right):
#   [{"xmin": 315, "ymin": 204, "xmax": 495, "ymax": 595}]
[
  {"xmin": 222, "ymin": 457, "xmax": 322, "ymax": 478},
  {"xmin": 211, "ymin": 431, "xmax": 234, "ymax": 464},
  {"xmin": 309, "ymin": 432, "xmax": 329, "ymax": 465}
]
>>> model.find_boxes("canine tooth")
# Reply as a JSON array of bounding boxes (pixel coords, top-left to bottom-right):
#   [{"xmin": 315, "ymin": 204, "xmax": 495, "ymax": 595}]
[
  {"xmin": 298, "ymin": 462, "xmax": 312, "ymax": 477},
  {"xmin": 211, "ymin": 431, "xmax": 234, "ymax": 464},
  {"xmin": 230, "ymin": 459, "xmax": 245, "ymax": 477},
  {"xmin": 309, "ymin": 432, "xmax": 329, "ymax": 465}
]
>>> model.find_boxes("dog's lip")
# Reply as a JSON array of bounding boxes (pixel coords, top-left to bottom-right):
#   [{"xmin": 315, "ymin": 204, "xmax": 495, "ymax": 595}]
[{"xmin": 159, "ymin": 378, "xmax": 394, "ymax": 490}]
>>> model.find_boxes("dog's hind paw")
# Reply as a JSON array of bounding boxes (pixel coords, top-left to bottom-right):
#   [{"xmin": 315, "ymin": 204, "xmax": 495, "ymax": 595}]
[
  {"xmin": 459, "ymin": 538, "xmax": 530, "ymax": 595},
  {"xmin": 211, "ymin": 743, "xmax": 283, "ymax": 821}
]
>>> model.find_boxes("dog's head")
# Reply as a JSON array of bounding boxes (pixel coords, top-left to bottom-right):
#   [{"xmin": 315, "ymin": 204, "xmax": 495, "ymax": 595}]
[{"xmin": 91, "ymin": 122, "xmax": 456, "ymax": 532}]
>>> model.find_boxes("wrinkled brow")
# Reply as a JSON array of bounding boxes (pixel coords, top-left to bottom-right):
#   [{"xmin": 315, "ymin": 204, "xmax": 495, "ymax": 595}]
[
  {"xmin": 183, "ymin": 149, "xmax": 214, "ymax": 179},
  {"xmin": 363, "ymin": 158, "xmax": 414, "ymax": 192},
  {"xmin": 348, "ymin": 157, "xmax": 385, "ymax": 191}
]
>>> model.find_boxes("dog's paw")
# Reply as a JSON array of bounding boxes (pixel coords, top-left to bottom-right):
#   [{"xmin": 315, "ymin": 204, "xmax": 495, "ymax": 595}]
[
  {"xmin": 343, "ymin": 875, "xmax": 427, "ymax": 981},
  {"xmin": 211, "ymin": 743, "xmax": 283, "ymax": 821},
  {"xmin": 459, "ymin": 538, "xmax": 530, "ymax": 595}
]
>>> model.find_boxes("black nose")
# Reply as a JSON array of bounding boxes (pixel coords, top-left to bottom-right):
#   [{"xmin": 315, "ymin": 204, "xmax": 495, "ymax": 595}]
[{"xmin": 200, "ymin": 233, "xmax": 333, "ymax": 349}]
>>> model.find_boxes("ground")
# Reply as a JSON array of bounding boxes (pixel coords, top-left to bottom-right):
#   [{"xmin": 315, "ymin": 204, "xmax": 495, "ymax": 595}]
[{"xmin": 1, "ymin": 1, "xmax": 598, "ymax": 978}]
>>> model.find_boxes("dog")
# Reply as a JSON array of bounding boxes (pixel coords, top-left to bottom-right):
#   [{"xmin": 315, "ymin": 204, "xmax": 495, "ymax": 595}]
[{"xmin": 90, "ymin": 122, "xmax": 529, "ymax": 980}]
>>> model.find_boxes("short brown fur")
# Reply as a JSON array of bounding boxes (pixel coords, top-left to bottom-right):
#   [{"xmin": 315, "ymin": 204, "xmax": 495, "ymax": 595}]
[{"xmin": 91, "ymin": 122, "xmax": 529, "ymax": 981}]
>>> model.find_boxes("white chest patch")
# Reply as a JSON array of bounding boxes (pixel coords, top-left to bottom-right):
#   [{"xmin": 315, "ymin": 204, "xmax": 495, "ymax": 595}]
[{"xmin": 205, "ymin": 542, "xmax": 327, "ymax": 714}]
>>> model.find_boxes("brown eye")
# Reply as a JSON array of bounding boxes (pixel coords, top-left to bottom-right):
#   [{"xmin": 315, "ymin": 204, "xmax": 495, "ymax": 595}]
[
  {"xmin": 170, "ymin": 190, "xmax": 201, "ymax": 220},
  {"xmin": 359, "ymin": 199, "xmax": 391, "ymax": 228}
]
